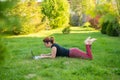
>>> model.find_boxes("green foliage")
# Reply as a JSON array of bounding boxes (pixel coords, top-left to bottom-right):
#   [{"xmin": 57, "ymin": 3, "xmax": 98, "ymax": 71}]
[
  {"xmin": 70, "ymin": 0, "xmax": 90, "ymax": 26},
  {"xmin": 8, "ymin": 1, "xmax": 44, "ymax": 34},
  {"xmin": 100, "ymin": 13, "xmax": 119, "ymax": 36},
  {"xmin": 0, "ymin": 1, "xmax": 19, "ymax": 33},
  {"xmin": 101, "ymin": 22, "xmax": 109, "ymax": 34},
  {"xmin": 0, "ymin": 0, "xmax": 18, "ymax": 65},
  {"xmin": 106, "ymin": 22, "xmax": 119, "ymax": 36},
  {"xmin": 70, "ymin": 0, "xmax": 89, "ymax": 14},
  {"xmin": 85, "ymin": 0, "xmax": 96, "ymax": 17},
  {"xmin": 0, "ymin": 37, "xmax": 6, "ymax": 65},
  {"xmin": 82, "ymin": 22, "xmax": 92, "ymax": 28},
  {"xmin": 95, "ymin": 2, "xmax": 115, "ymax": 15},
  {"xmin": 100, "ymin": 13, "xmax": 116, "ymax": 23},
  {"xmin": 98, "ymin": 1, "xmax": 120, "ymax": 37},
  {"xmin": 0, "ymin": 1, "xmax": 17, "ymax": 18},
  {"xmin": 41, "ymin": 0, "xmax": 70, "ymax": 29},
  {"xmin": 0, "ymin": 19, "xmax": 6, "ymax": 33},
  {"xmin": 62, "ymin": 26, "xmax": 71, "ymax": 34},
  {"xmin": 113, "ymin": 19, "xmax": 120, "ymax": 36},
  {"xmin": 116, "ymin": 0, "xmax": 120, "ymax": 15}
]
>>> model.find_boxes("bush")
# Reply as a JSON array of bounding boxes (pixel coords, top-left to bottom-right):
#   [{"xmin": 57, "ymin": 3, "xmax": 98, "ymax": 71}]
[
  {"xmin": 12, "ymin": 23, "xmax": 35, "ymax": 35},
  {"xmin": 100, "ymin": 13, "xmax": 120, "ymax": 37},
  {"xmin": 101, "ymin": 22, "xmax": 109, "ymax": 34},
  {"xmin": 106, "ymin": 23, "xmax": 119, "ymax": 36},
  {"xmin": 88, "ymin": 15, "xmax": 100, "ymax": 29},
  {"xmin": 62, "ymin": 26, "xmax": 71, "ymax": 34},
  {"xmin": 113, "ymin": 20, "xmax": 120, "ymax": 36},
  {"xmin": 82, "ymin": 22, "xmax": 92, "ymax": 28},
  {"xmin": 116, "ymin": 25, "xmax": 120, "ymax": 36}
]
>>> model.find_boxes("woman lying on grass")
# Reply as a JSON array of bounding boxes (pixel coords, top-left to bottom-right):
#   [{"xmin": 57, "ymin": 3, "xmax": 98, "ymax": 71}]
[{"xmin": 33, "ymin": 36, "xmax": 96, "ymax": 60}]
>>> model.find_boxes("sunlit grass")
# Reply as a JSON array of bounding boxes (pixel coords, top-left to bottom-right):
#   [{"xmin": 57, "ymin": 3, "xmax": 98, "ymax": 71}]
[
  {"xmin": 6, "ymin": 27, "xmax": 98, "ymax": 38},
  {"xmin": 5, "ymin": 27, "xmax": 64, "ymax": 38},
  {"xmin": 0, "ymin": 27, "xmax": 120, "ymax": 80},
  {"xmin": 70, "ymin": 27, "xmax": 98, "ymax": 33}
]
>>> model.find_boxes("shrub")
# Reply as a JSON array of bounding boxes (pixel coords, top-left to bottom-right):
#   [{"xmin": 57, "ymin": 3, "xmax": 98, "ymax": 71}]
[
  {"xmin": 82, "ymin": 22, "xmax": 91, "ymax": 28},
  {"xmin": 88, "ymin": 15, "xmax": 100, "ymax": 29},
  {"xmin": 100, "ymin": 13, "xmax": 120, "ymax": 36},
  {"xmin": 113, "ymin": 20, "xmax": 120, "ymax": 36},
  {"xmin": 106, "ymin": 22, "xmax": 119, "ymax": 36},
  {"xmin": 101, "ymin": 22, "xmax": 109, "ymax": 34},
  {"xmin": 62, "ymin": 26, "xmax": 71, "ymax": 34}
]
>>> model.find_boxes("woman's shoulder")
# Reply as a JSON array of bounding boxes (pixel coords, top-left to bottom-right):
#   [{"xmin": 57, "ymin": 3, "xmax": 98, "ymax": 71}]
[{"xmin": 51, "ymin": 43, "xmax": 60, "ymax": 48}]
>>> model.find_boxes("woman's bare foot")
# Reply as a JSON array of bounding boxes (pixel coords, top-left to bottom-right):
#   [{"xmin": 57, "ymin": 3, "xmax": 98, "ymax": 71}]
[
  {"xmin": 84, "ymin": 36, "xmax": 91, "ymax": 44},
  {"xmin": 84, "ymin": 37, "xmax": 96, "ymax": 45}
]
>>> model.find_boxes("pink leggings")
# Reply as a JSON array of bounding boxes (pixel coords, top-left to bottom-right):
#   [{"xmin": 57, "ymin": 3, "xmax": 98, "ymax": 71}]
[{"xmin": 69, "ymin": 45, "xmax": 93, "ymax": 59}]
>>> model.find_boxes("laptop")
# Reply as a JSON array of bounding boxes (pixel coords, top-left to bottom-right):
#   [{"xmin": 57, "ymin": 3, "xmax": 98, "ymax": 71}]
[{"xmin": 31, "ymin": 49, "xmax": 35, "ymax": 58}]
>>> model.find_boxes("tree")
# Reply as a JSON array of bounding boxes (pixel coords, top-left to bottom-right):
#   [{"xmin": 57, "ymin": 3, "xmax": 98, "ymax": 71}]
[
  {"xmin": 116, "ymin": 0, "xmax": 120, "ymax": 15},
  {"xmin": 8, "ymin": 1, "xmax": 44, "ymax": 34},
  {"xmin": 0, "ymin": 0, "xmax": 18, "ymax": 65},
  {"xmin": 41, "ymin": 0, "xmax": 70, "ymax": 29},
  {"xmin": 115, "ymin": 0, "xmax": 120, "ymax": 35},
  {"xmin": 98, "ymin": 0, "xmax": 120, "ymax": 36},
  {"xmin": 70, "ymin": 0, "xmax": 95, "ymax": 26},
  {"xmin": 0, "ymin": 1, "xmax": 17, "ymax": 33}
]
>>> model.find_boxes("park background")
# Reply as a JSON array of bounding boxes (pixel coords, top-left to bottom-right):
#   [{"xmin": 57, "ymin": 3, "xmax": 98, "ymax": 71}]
[{"xmin": 0, "ymin": 0, "xmax": 120, "ymax": 80}]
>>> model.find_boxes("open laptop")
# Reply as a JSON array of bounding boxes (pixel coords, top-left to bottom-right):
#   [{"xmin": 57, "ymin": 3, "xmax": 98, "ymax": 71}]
[{"xmin": 31, "ymin": 49, "xmax": 35, "ymax": 58}]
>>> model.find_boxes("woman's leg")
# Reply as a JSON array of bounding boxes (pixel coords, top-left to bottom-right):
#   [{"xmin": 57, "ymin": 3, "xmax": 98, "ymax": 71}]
[
  {"xmin": 69, "ymin": 37, "xmax": 96, "ymax": 59},
  {"xmin": 69, "ymin": 45, "xmax": 92, "ymax": 59},
  {"xmin": 86, "ymin": 45, "xmax": 92, "ymax": 59}
]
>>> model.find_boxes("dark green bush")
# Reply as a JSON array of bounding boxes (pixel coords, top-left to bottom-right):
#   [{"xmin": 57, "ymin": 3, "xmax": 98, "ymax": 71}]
[
  {"xmin": 106, "ymin": 23, "xmax": 119, "ymax": 36},
  {"xmin": 101, "ymin": 22, "xmax": 109, "ymax": 34},
  {"xmin": 100, "ymin": 13, "xmax": 120, "ymax": 37},
  {"xmin": 113, "ymin": 20, "xmax": 120, "ymax": 36}
]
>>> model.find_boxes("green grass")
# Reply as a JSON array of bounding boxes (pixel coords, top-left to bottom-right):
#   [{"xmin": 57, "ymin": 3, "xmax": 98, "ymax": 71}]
[{"xmin": 0, "ymin": 27, "xmax": 120, "ymax": 80}]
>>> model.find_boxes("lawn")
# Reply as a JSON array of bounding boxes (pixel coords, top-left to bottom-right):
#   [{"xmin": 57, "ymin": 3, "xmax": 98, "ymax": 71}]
[{"xmin": 0, "ymin": 27, "xmax": 120, "ymax": 80}]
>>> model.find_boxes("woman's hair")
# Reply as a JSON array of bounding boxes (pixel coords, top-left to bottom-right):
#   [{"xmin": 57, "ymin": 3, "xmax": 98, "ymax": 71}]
[{"xmin": 43, "ymin": 36, "xmax": 54, "ymax": 44}]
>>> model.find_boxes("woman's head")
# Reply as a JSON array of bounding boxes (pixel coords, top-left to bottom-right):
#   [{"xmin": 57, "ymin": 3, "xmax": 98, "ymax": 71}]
[
  {"xmin": 43, "ymin": 37, "xmax": 54, "ymax": 47},
  {"xmin": 43, "ymin": 36, "xmax": 54, "ymax": 44}
]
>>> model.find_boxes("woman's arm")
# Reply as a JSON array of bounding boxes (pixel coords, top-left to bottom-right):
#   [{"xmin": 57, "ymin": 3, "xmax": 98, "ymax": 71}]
[
  {"xmin": 40, "ymin": 47, "xmax": 57, "ymax": 59},
  {"xmin": 40, "ymin": 53, "xmax": 52, "ymax": 56}
]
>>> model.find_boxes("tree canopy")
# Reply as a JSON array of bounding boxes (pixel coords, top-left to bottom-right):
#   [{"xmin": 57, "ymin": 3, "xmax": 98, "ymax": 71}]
[{"xmin": 41, "ymin": 0, "xmax": 70, "ymax": 28}]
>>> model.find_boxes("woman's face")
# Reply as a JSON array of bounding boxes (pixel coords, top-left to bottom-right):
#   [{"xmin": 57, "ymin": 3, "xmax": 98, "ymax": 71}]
[{"xmin": 44, "ymin": 42, "xmax": 51, "ymax": 48}]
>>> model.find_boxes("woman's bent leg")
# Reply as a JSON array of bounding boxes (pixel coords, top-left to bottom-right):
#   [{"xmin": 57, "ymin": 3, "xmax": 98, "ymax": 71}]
[
  {"xmin": 69, "ymin": 45, "xmax": 93, "ymax": 59},
  {"xmin": 86, "ymin": 45, "xmax": 92, "ymax": 59}
]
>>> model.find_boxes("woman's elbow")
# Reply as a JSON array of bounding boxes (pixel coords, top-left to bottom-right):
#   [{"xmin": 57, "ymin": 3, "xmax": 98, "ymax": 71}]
[{"xmin": 51, "ymin": 55, "xmax": 56, "ymax": 58}]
